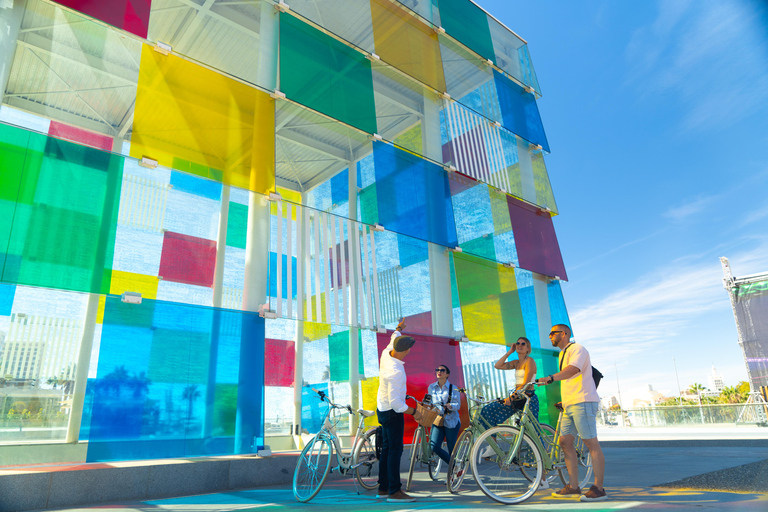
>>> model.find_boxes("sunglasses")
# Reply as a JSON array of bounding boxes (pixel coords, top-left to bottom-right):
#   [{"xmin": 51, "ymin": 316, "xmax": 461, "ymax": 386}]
[
  {"xmin": 435, "ymin": 368, "xmax": 447, "ymax": 373},
  {"xmin": 515, "ymin": 341, "xmax": 528, "ymax": 346},
  {"xmin": 549, "ymin": 330, "xmax": 564, "ymax": 336}
]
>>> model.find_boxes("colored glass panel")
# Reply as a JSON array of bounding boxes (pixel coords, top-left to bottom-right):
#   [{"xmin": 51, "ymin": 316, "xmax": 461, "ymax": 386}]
[
  {"xmin": 301, "ymin": 382, "xmax": 329, "ymax": 433},
  {"xmin": 328, "ymin": 330, "xmax": 365, "ymax": 382},
  {"xmin": 170, "ymin": 172, "xmax": 222, "ymax": 201},
  {"xmin": 361, "ymin": 376, "xmax": 380, "ymax": 427},
  {"xmin": 531, "ymin": 348, "xmax": 561, "ymax": 425},
  {"xmin": 531, "ymin": 150, "xmax": 558, "ymax": 214},
  {"xmin": 487, "ymin": 15, "xmax": 541, "ymax": 94},
  {"xmin": 279, "ymin": 13, "xmax": 377, "ymax": 135},
  {"xmin": 376, "ymin": 331, "xmax": 469, "ymax": 442},
  {"xmin": 453, "ymin": 252, "xmax": 524, "ymax": 345},
  {"xmin": 83, "ymin": 297, "xmax": 265, "ymax": 461},
  {"xmin": 109, "ymin": 270, "xmax": 160, "ymax": 300},
  {"xmin": 370, "ymin": 0, "xmax": 446, "ymax": 92},
  {"xmin": 265, "ymin": 338, "xmax": 295, "ymax": 387},
  {"xmin": 289, "ymin": 0, "xmax": 375, "ymax": 52},
  {"xmin": 494, "ymin": 70, "xmax": 549, "ymax": 152},
  {"xmin": 437, "ymin": 0, "xmax": 494, "ymax": 63},
  {"xmin": 0, "ymin": 123, "xmax": 122, "ymax": 295},
  {"xmin": 371, "ymin": 141, "xmax": 457, "ymax": 248},
  {"xmin": 130, "ymin": 47, "xmax": 275, "ymax": 194},
  {"xmin": 226, "ymin": 202, "xmax": 248, "ymax": 249},
  {"xmin": 547, "ymin": 280, "xmax": 571, "ymax": 329},
  {"xmin": 48, "ymin": 121, "xmax": 113, "ymax": 152},
  {"xmin": 53, "ymin": 0, "xmax": 152, "ymax": 38},
  {"xmin": 158, "ymin": 231, "xmax": 217, "ymax": 287},
  {"xmin": 0, "ymin": 284, "xmax": 14, "ymax": 316},
  {"xmin": 506, "ymin": 196, "xmax": 567, "ymax": 280}
]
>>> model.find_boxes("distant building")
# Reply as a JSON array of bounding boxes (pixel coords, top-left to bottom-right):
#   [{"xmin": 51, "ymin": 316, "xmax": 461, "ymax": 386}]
[
  {"xmin": 708, "ymin": 366, "xmax": 724, "ymax": 393},
  {"xmin": 601, "ymin": 396, "xmax": 619, "ymax": 409}
]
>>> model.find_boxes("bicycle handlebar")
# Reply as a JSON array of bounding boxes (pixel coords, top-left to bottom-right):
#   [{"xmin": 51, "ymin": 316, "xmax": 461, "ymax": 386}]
[
  {"xmin": 456, "ymin": 387, "xmax": 504, "ymax": 405},
  {"xmin": 312, "ymin": 388, "xmax": 354, "ymax": 415}
]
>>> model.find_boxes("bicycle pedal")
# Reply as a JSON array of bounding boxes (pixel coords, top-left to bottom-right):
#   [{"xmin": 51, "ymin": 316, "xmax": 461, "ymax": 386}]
[{"xmin": 349, "ymin": 461, "xmax": 365, "ymax": 469}]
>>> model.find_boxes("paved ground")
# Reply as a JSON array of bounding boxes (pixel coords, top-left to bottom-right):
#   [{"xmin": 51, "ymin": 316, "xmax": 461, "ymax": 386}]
[{"xmin": 44, "ymin": 447, "xmax": 768, "ymax": 512}]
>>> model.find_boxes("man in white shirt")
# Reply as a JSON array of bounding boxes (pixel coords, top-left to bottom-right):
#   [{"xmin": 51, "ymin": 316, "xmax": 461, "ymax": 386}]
[
  {"xmin": 377, "ymin": 331, "xmax": 421, "ymax": 503},
  {"xmin": 536, "ymin": 324, "xmax": 607, "ymax": 502}
]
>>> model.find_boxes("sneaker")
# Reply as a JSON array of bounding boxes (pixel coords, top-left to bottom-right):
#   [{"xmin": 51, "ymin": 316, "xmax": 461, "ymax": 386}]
[
  {"xmin": 387, "ymin": 490, "xmax": 416, "ymax": 503},
  {"xmin": 579, "ymin": 485, "xmax": 607, "ymax": 502},
  {"xmin": 376, "ymin": 491, "xmax": 388, "ymax": 499},
  {"xmin": 539, "ymin": 479, "xmax": 549, "ymax": 489},
  {"xmin": 479, "ymin": 445, "xmax": 495, "ymax": 459},
  {"xmin": 551, "ymin": 485, "xmax": 581, "ymax": 498}
]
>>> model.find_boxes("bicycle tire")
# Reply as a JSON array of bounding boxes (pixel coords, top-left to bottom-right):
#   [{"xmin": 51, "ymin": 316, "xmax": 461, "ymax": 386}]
[
  {"xmin": 293, "ymin": 435, "xmax": 332, "ymax": 502},
  {"xmin": 470, "ymin": 425, "xmax": 543, "ymax": 505},
  {"xmin": 428, "ymin": 450, "xmax": 442, "ymax": 480},
  {"xmin": 406, "ymin": 426, "xmax": 423, "ymax": 491},
  {"xmin": 352, "ymin": 427, "xmax": 379, "ymax": 490},
  {"xmin": 446, "ymin": 429, "xmax": 473, "ymax": 493}
]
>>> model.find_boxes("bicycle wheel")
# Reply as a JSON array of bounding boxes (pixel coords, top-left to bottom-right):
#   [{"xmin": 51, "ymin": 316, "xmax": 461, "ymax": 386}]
[
  {"xmin": 470, "ymin": 426, "xmax": 543, "ymax": 505},
  {"xmin": 446, "ymin": 429, "xmax": 473, "ymax": 493},
  {"xmin": 523, "ymin": 423, "xmax": 561, "ymax": 485},
  {"xmin": 352, "ymin": 427, "xmax": 379, "ymax": 490},
  {"xmin": 428, "ymin": 450, "xmax": 442, "ymax": 480},
  {"xmin": 293, "ymin": 435, "xmax": 332, "ymax": 502},
  {"xmin": 553, "ymin": 434, "xmax": 593, "ymax": 490},
  {"xmin": 406, "ymin": 426, "xmax": 423, "ymax": 491}
]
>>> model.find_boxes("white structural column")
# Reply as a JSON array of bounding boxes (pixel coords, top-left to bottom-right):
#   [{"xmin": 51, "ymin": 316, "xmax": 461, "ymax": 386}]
[
  {"xmin": 66, "ymin": 135, "xmax": 124, "ymax": 443},
  {"xmin": 348, "ymin": 159, "xmax": 361, "ymax": 433},
  {"xmin": 425, "ymin": 96, "xmax": 454, "ymax": 337},
  {"xmin": 293, "ymin": 193, "xmax": 306, "ymax": 446}
]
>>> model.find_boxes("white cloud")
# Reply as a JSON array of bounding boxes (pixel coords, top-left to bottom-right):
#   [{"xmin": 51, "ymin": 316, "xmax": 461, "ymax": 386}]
[{"xmin": 663, "ymin": 195, "xmax": 716, "ymax": 221}]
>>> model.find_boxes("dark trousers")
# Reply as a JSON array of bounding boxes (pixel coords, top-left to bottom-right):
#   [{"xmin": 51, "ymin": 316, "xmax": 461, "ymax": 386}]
[
  {"xmin": 377, "ymin": 408, "xmax": 404, "ymax": 495},
  {"xmin": 430, "ymin": 423, "xmax": 461, "ymax": 464}
]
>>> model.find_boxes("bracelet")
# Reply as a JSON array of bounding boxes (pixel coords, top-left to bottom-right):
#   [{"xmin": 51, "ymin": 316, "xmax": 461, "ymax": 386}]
[{"xmin": 548, "ymin": 375, "xmax": 555, "ymax": 384}]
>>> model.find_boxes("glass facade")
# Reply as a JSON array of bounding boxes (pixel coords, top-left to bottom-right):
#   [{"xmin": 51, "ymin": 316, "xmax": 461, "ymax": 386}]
[{"xmin": 0, "ymin": 0, "xmax": 569, "ymax": 462}]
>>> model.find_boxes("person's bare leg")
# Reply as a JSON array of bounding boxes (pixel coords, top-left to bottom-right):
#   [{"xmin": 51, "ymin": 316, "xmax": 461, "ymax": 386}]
[
  {"xmin": 559, "ymin": 434, "xmax": 579, "ymax": 488},
  {"xmin": 582, "ymin": 437, "xmax": 604, "ymax": 489}
]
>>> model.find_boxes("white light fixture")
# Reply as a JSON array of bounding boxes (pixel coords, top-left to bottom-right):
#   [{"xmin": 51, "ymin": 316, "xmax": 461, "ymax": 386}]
[
  {"xmin": 371, "ymin": 133, "xmax": 383, "ymax": 142},
  {"xmin": 139, "ymin": 157, "xmax": 158, "ymax": 169},
  {"xmin": 377, "ymin": 326, "xmax": 387, "ymax": 333},
  {"xmin": 121, "ymin": 292, "xmax": 142, "ymax": 304},
  {"xmin": 259, "ymin": 304, "xmax": 278, "ymax": 319},
  {"xmin": 438, "ymin": 91, "xmax": 451, "ymax": 101},
  {"xmin": 434, "ymin": 26, "xmax": 446, "ymax": 35},
  {"xmin": 268, "ymin": 191, "xmax": 283, "ymax": 202},
  {"xmin": 446, "ymin": 246, "xmax": 462, "ymax": 253},
  {"xmin": 274, "ymin": 1, "xmax": 289, "ymax": 13},
  {"xmin": 444, "ymin": 164, "xmax": 457, "ymax": 172},
  {"xmin": 366, "ymin": 53, "xmax": 381, "ymax": 62},
  {"xmin": 373, "ymin": 223, "xmax": 385, "ymax": 232},
  {"xmin": 503, "ymin": 262, "xmax": 516, "ymax": 269},
  {"xmin": 153, "ymin": 41, "xmax": 172, "ymax": 55},
  {"xmin": 491, "ymin": 120, "xmax": 502, "ymax": 128},
  {"xmin": 269, "ymin": 90, "xmax": 286, "ymax": 100}
]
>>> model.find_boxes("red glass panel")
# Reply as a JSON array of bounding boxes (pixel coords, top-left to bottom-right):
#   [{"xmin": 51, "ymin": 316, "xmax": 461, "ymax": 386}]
[
  {"xmin": 506, "ymin": 195, "xmax": 567, "ymax": 280},
  {"xmin": 49, "ymin": 121, "xmax": 113, "ymax": 152},
  {"xmin": 265, "ymin": 338, "xmax": 295, "ymax": 387},
  {"xmin": 377, "ymin": 331, "xmax": 469, "ymax": 443},
  {"xmin": 53, "ymin": 0, "xmax": 152, "ymax": 39},
  {"xmin": 158, "ymin": 231, "xmax": 216, "ymax": 287}
]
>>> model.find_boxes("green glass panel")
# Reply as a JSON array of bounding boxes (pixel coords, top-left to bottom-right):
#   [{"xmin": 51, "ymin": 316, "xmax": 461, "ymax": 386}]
[
  {"xmin": 532, "ymin": 151, "xmax": 558, "ymax": 214},
  {"xmin": 328, "ymin": 330, "xmax": 364, "ymax": 382},
  {"xmin": 532, "ymin": 348, "xmax": 561, "ymax": 425},
  {"xmin": 437, "ymin": 0, "xmax": 495, "ymax": 63},
  {"xmin": 226, "ymin": 202, "xmax": 248, "ymax": 249},
  {"xmin": 0, "ymin": 123, "xmax": 122, "ymax": 294},
  {"xmin": 279, "ymin": 13, "xmax": 377, "ymax": 134},
  {"xmin": 359, "ymin": 184, "xmax": 379, "ymax": 225},
  {"xmin": 461, "ymin": 234, "xmax": 495, "ymax": 261}
]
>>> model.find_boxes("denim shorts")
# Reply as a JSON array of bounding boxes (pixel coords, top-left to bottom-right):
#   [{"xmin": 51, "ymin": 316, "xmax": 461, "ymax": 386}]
[{"xmin": 560, "ymin": 402, "xmax": 599, "ymax": 440}]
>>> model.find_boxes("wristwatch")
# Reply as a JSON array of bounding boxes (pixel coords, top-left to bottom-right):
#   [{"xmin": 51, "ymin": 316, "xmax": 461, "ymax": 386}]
[{"xmin": 547, "ymin": 375, "xmax": 555, "ymax": 384}]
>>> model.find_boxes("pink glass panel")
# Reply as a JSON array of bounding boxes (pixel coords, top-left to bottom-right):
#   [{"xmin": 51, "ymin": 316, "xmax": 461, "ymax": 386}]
[
  {"xmin": 48, "ymin": 121, "xmax": 113, "ymax": 152},
  {"xmin": 158, "ymin": 231, "xmax": 216, "ymax": 287},
  {"xmin": 265, "ymin": 338, "xmax": 295, "ymax": 387},
  {"xmin": 53, "ymin": 0, "xmax": 152, "ymax": 39},
  {"xmin": 506, "ymin": 195, "xmax": 567, "ymax": 280}
]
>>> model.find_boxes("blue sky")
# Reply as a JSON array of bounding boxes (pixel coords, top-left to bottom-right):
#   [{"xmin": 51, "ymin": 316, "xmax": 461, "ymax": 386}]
[{"xmin": 483, "ymin": 0, "xmax": 768, "ymax": 403}]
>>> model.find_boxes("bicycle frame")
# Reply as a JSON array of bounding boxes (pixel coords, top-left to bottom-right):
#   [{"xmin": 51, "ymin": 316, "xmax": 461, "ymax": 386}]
[{"xmin": 314, "ymin": 396, "xmax": 369, "ymax": 474}]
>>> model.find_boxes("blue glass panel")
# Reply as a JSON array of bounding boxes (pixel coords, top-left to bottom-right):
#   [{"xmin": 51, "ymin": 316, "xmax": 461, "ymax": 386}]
[
  {"xmin": 302, "ymin": 383, "xmax": 329, "ymax": 434},
  {"xmin": 397, "ymin": 233, "xmax": 428, "ymax": 267},
  {"xmin": 170, "ymin": 171, "xmax": 222, "ymax": 201},
  {"xmin": 0, "ymin": 284, "xmax": 14, "ymax": 315},
  {"xmin": 493, "ymin": 70, "xmax": 549, "ymax": 152},
  {"xmin": 515, "ymin": 268, "xmax": 540, "ymax": 348},
  {"xmin": 84, "ymin": 297, "xmax": 265, "ymax": 462},
  {"xmin": 330, "ymin": 168, "xmax": 349, "ymax": 206},
  {"xmin": 372, "ymin": 141, "xmax": 457, "ymax": 248},
  {"xmin": 547, "ymin": 280, "xmax": 571, "ymax": 329}
]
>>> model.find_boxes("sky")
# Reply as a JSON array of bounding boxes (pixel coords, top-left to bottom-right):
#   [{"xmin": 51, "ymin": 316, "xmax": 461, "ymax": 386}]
[{"xmin": 482, "ymin": 0, "xmax": 768, "ymax": 405}]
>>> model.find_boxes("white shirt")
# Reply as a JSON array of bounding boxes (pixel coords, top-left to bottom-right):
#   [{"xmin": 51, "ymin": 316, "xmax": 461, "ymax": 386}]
[
  {"xmin": 377, "ymin": 345, "xmax": 409, "ymax": 413},
  {"xmin": 559, "ymin": 343, "xmax": 600, "ymax": 407},
  {"xmin": 427, "ymin": 381, "xmax": 461, "ymax": 428}
]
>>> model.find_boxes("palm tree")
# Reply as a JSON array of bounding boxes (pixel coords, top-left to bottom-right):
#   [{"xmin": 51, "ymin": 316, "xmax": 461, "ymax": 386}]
[
  {"xmin": 182, "ymin": 385, "xmax": 201, "ymax": 420},
  {"xmin": 688, "ymin": 383, "xmax": 706, "ymax": 394}
]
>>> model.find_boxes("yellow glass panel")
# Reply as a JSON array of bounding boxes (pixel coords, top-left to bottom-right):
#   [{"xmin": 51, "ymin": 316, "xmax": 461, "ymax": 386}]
[
  {"xmin": 109, "ymin": 270, "xmax": 160, "ymax": 300},
  {"xmin": 461, "ymin": 297, "xmax": 506, "ymax": 345},
  {"xmin": 271, "ymin": 186, "xmax": 302, "ymax": 219},
  {"xmin": 96, "ymin": 295, "xmax": 106, "ymax": 324},
  {"xmin": 370, "ymin": 0, "xmax": 446, "ymax": 92},
  {"xmin": 361, "ymin": 376, "xmax": 380, "ymax": 427},
  {"xmin": 130, "ymin": 47, "xmax": 275, "ymax": 194}
]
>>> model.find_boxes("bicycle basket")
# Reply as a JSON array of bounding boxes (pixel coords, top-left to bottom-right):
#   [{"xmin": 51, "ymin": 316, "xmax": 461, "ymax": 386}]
[{"xmin": 416, "ymin": 403, "xmax": 439, "ymax": 428}]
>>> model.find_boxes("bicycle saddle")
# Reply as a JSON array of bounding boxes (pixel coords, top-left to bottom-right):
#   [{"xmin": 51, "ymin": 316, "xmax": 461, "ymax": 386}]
[{"xmin": 358, "ymin": 409, "xmax": 375, "ymax": 417}]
